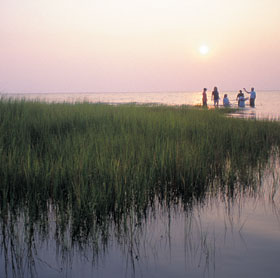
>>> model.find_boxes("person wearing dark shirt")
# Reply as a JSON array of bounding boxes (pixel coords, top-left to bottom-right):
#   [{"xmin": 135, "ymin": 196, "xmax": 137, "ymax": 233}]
[{"xmin": 211, "ymin": 86, "xmax": 220, "ymax": 107}]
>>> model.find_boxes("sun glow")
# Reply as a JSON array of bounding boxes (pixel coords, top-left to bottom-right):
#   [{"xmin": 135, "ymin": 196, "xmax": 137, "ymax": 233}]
[
  {"xmin": 1, "ymin": 0, "xmax": 280, "ymax": 92},
  {"xmin": 199, "ymin": 45, "xmax": 209, "ymax": 55}
]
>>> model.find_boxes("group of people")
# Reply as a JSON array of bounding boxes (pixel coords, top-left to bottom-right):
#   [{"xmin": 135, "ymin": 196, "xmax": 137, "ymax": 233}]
[{"xmin": 202, "ymin": 87, "xmax": 256, "ymax": 108}]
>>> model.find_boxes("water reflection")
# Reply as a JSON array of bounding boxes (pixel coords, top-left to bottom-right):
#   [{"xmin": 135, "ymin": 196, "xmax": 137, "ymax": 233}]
[
  {"xmin": 1, "ymin": 150, "xmax": 279, "ymax": 278},
  {"xmin": 228, "ymin": 108, "xmax": 257, "ymax": 119}
]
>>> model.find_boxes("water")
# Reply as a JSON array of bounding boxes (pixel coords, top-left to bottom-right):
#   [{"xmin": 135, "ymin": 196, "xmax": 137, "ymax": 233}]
[
  {"xmin": 1, "ymin": 91, "xmax": 280, "ymax": 278},
  {"xmin": 1, "ymin": 159, "xmax": 280, "ymax": 278},
  {"xmin": 2, "ymin": 90, "xmax": 280, "ymax": 120}
]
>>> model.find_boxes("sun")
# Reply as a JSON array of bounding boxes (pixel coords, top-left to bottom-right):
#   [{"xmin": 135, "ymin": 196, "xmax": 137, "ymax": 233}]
[{"xmin": 199, "ymin": 45, "xmax": 209, "ymax": 55}]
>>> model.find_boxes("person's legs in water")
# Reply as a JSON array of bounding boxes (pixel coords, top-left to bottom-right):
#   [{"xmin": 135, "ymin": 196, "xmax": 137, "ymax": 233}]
[{"xmin": 250, "ymin": 98, "xmax": 255, "ymax": 107}]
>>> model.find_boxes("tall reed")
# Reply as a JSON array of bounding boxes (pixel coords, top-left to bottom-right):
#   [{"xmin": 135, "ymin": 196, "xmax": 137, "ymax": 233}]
[{"xmin": 0, "ymin": 99, "xmax": 279, "ymax": 229}]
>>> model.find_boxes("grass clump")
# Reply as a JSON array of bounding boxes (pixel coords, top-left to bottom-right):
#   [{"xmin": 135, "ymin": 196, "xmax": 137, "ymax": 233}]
[{"xmin": 0, "ymin": 99, "xmax": 280, "ymax": 233}]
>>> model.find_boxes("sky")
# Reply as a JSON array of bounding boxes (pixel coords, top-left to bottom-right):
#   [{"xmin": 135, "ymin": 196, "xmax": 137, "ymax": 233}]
[{"xmin": 1, "ymin": 0, "xmax": 280, "ymax": 93}]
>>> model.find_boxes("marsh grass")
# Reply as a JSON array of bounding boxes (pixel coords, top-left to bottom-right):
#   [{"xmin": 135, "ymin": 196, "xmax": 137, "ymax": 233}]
[
  {"xmin": 0, "ymin": 99, "xmax": 280, "ymax": 233},
  {"xmin": 1, "ymin": 99, "xmax": 280, "ymax": 277}
]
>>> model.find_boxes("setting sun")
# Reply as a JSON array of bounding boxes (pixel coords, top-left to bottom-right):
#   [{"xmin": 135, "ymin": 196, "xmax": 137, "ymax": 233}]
[
  {"xmin": 1, "ymin": 0, "xmax": 280, "ymax": 92},
  {"xmin": 199, "ymin": 45, "xmax": 209, "ymax": 55}
]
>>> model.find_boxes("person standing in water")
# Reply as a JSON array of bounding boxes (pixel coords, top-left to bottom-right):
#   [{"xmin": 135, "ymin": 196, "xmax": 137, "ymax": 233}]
[
  {"xmin": 243, "ymin": 87, "xmax": 256, "ymax": 107},
  {"xmin": 202, "ymin": 88, "xmax": 207, "ymax": 107},
  {"xmin": 211, "ymin": 86, "xmax": 220, "ymax": 107},
  {"xmin": 236, "ymin": 90, "xmax": 244, "ymax": 107},
  {"xmin": 238, "ymin": 95, "xmax": 249, "ymax": 108},
  {"xmin": 223, "ymin": 94, "xmax": 230, "ymax": 107}
]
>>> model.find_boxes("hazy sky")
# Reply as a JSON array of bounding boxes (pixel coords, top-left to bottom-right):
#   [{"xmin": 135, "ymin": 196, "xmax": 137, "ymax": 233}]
[{"xmin": 1, "ymin": 0, "xmax": 280, "ymax": 93}]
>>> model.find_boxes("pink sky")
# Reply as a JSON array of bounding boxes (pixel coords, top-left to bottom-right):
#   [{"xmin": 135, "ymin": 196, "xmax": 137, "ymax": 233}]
[{"xmin": 1, "ymin": 0, "xmax": 280, "ymax": 93}]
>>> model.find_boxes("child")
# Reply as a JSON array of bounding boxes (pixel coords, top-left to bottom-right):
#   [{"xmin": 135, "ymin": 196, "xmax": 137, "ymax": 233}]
[{"xmin": 223, "ymin": 94, "xmax": 230, "ymax": 107}]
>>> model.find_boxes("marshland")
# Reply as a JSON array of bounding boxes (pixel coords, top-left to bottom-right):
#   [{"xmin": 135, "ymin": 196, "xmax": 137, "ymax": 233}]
[{"xmin": 1, "ymin": 99, "xmax": 280, "ymax": 278}]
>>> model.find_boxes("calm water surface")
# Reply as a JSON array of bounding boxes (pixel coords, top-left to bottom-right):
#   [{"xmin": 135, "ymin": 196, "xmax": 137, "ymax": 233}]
[
  {"xmin": 2, "ymin": 90, "xmax": 280, "ymax": 119},
  {"xmin": 1, "ymin": 159, "xmax": 279, "ymax": 278},
  {"xmin": 1, "ymin": 91, "xmax": 280, "ymax": 278}
]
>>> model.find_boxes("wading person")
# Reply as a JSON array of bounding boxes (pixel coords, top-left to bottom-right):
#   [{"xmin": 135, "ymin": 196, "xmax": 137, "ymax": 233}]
[
  {"xmin": 236, "ymin": 90, "xmax": 244, "ymax": 107},
  {"xmin": 211, "ymin": 86, "xmax": 220, "ymax": 107},
  {"xmin": 223, "ymin": 94, "xmax": 230, "ymax": 107},
  {"xmin": 202, "ymin": 88, "xmax": 207, "ymax": 107},
  {"xmin": 238, "ymin": 95, "xmax": 249, "ymax": 108},
  {"xmin": 243, "ymin": 87, "xmax": 256, "ymax": 107}
]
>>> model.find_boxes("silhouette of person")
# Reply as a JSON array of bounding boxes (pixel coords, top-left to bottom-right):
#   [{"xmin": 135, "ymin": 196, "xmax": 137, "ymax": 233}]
[
  {"xmin": 211, "ymin": 86, "xmax": 220, "ymax": 107},
  {"xmin": 202, "ymin": 88, "xmax": 207, "ymax": 107}
]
